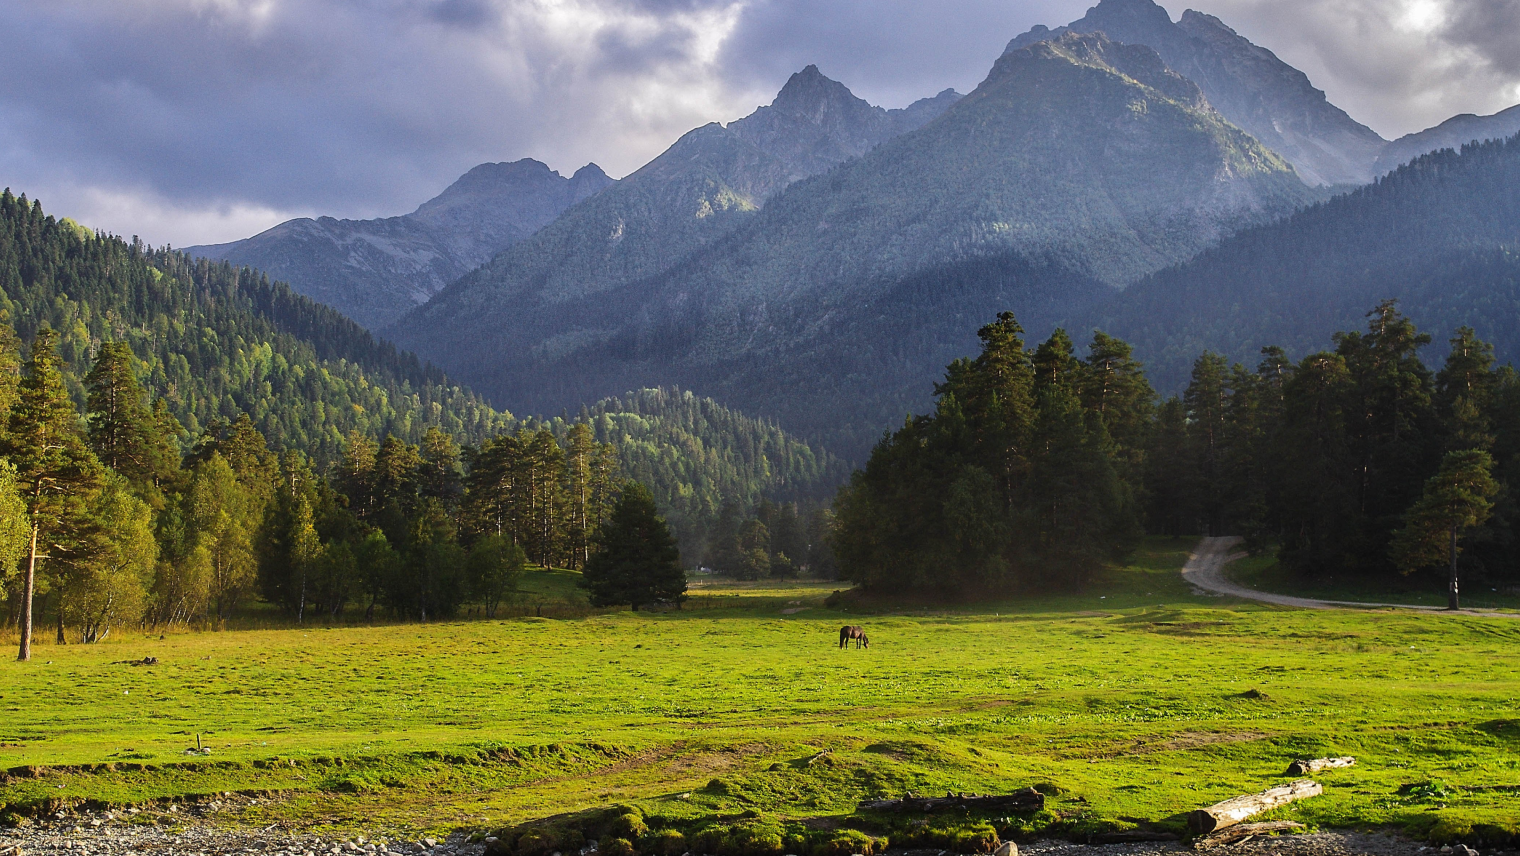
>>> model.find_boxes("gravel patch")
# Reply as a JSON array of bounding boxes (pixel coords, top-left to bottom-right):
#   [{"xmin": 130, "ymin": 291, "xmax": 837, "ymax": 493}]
[{"xmin": 0, "ymin": 806, "xmax": 484, "ymax": 856}]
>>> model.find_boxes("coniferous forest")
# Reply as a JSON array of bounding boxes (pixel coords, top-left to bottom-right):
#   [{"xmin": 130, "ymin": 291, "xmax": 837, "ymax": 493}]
[
  {"xmin": 834, "ymin": 303, "xmax": 1520, "ymax": 605},
  {"xmin": 0, "ymin": 191, "xmax": 843, "ymax": 651}
]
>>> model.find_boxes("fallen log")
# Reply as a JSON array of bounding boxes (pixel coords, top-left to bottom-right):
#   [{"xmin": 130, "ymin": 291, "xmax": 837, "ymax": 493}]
[
  {"xmin": 1285, "ymin": 756, "xmax": 1354, "ymax": 776},
  {"xmin": 1186, "ymin": 780, "xmax": 1322, "ymax": 835},
  {"xmin": 858, "ymin": 788, "xmax": 1044, "ymax": 813},
  {"xmin": 1193, "ymin": 821, "xmax": 1305, "ymax": 849}
]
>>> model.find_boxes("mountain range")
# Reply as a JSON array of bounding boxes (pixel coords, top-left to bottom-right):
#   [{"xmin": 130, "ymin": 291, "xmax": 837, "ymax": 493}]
[
  {"xmin": 186, "ymin": 159, "xmax": 613, "ymax": 328},
  {"xmin": 186, "ymin": 0, "xmax": 1520, "ymax": 458},
  {"xmin": 385, "ymin": 30, "xmax": 1312, "ymax": 452}
]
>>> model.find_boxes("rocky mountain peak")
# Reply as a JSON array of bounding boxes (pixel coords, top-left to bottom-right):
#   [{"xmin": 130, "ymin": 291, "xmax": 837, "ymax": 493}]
[
  {"xmin": 998, "ymin": 31, "xmax": 1204, "ymax": 109},
  {"xmin": 1002, "ymin": 0, "xmax": 1385, "ymax": 185},
  {"xmin": 568, "ymin": 163, "xmax": 615, "ymax": 202}
]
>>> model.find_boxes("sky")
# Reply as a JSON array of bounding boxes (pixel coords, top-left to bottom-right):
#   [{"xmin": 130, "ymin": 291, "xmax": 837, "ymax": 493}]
[{"xmin": 2, "ymin": 0, "xmax": 1518, "ymax": 248}]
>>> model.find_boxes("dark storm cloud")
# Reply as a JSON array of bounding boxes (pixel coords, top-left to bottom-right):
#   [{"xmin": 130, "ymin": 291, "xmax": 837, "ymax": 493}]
[
  {"xmin": 1, "ymin": 0, "xmax": 1516, "ymax": 247},
  {"xmin": 1445, "ymin": 0, "xmax": 1520, "ymax": 75}
]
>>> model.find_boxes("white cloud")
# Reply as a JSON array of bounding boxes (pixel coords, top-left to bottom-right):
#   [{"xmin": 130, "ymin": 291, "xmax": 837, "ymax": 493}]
[{"xmin": 1174, "ymin": 0, "xmax": 1520, "ymax": 139}]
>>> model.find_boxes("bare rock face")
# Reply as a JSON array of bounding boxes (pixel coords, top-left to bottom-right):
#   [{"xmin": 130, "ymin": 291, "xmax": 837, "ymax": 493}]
[
  {"xmin": 185, "ymin": 159, "xmax": 614, "ymax": 329},
  {"xmin": 1004, "ymin": 0, "xmax": 1387, "ymax": 186},
  {"xmin": 1376, "ymin": 104, "xmax": 1520, "ymax": 173},
  {"xmin": 391, "ymin": 32, "xmax": 1311, "ymax": 453}
]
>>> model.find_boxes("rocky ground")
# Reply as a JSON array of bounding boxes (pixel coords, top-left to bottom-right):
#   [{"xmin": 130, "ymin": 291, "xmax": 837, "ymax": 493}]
[
  {"xmin": 0, "ymin": 804, "xmax": 1510, "ymax": 856},
  {"xmin": 0, "ymin": 802, "xmax": 486, "ymax": 856}
]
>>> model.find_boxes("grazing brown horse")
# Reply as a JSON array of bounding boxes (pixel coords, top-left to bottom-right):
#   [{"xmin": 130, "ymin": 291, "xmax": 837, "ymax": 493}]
[{"xmin": 839, "ymin": 625, "xmax": 869, "ymax": 649}]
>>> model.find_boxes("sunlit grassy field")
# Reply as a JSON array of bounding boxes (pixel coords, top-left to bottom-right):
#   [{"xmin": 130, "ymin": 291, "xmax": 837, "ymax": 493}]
[{"xmin": 1, "ymin": 539, "xmax": 1517, "ymax": 845}]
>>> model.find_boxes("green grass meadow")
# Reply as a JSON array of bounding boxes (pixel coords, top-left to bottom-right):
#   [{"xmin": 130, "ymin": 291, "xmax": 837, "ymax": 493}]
[{"xmin": 1, "ymin": 539, "xmax": 1518, "ymax": 846}]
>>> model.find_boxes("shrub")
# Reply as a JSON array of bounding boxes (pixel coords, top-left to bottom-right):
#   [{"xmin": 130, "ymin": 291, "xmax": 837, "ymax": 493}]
[
  {"xmin": 725, "ymin": 823, "xmax": 784, "ymax": 856},
  {"xmin": 812, "ymin": 829, "xmax": 878, "ymax": 856},
  {"xmin": 647, "ymin": 829, "xmax": 685, "ymax": 856},
  {"xmin": 608, "ymin": 812, "xmax": 649, "ymax": 841},
  {"xmin": 602, "ymin": 838, "xmax": 636, "ymax": 856}
]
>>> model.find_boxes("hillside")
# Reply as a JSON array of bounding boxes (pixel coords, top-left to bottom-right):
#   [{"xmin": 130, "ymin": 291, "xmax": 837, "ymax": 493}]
[
  {"xmin": 1081, "ymin": 135, "xmax": 1520, "ymax": 391},
  {"xmin": 581, "ymin": 387, "xmax": 850, "ymax": 553},
  {"xmin": 0, "ymin": 191, "xmax": 843, "ymax": 522},
  {"xmin": 187, "ymin": 160, "xmax": 613, "ymax": 328},
  {"xmin": 392, "ymin": 32, "xmax": 1311, "ymax": 454},
  {"xmin": 1005, "ymin": 0, "xmax": 1387, "ymax": 186},
  {"xmin": 1375, "ymin": 104, "xmax": 1520, "ymax": 173}
]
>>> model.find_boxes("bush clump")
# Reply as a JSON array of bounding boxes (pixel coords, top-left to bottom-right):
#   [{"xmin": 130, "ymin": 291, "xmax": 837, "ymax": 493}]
[
  {"xmin": 602, "ymin": 838, "xmax": 636, "ymax": 856},
  {"xmin": 894, "ymin": 821, "xmax": 999, "ymax": 853},
  {"xmin": 724, "ymin": 822, "xmax": 785, "ymax": 856},
  {"xmin": 646, "ymin": 829, "xmax": 685, "ymax": 856},
  {"xmin": 812, "ymin": 829, "xmax": 879, "ymax": 856},
  {"xmin": 607, "ymin": 812, "xmax": 649, "ymax": 841}
]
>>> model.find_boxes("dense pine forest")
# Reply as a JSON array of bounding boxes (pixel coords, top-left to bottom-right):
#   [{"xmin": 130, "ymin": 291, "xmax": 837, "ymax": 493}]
[
  {"xmin": 0, "ymin": 192, "xmax": 841, "ymax": 533},
  {"xmin": 836, "ymin": 304, "xmax": 1520, "ymax": 605},
  {"xmin": 0, "ymin": 190, "xmax": 513, "ymax": 460},
  {"xmin": 1091, "ymin": 134, "xmax": 1520, "ymax": 391}
]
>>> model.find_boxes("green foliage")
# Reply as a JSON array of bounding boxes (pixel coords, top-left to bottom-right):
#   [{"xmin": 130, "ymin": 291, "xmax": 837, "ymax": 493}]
[
  {"xmin": 580, "ymin": 483, "xmax": 686, "ymax": 609},
  {"xmin": 1389, "ymin": 450, "xmax": 1499, "ymax": 609},
  {"xmin": 0, "ymin": 460, "xmax": 30, "ymax": 587},
  {"xmin": 834, "ymin": 314, "xmax": 1144, "ymax": 594},
  {"xmin": 0, "ymin": 190, "xmax": 513, "ymax": 464},
  {"xmin": 467, "ymin": 534, "xmax": 526, "ymax": 619},
  {"xmin": 583, "ymin": 388, "xmax": 848, "ymax": 556}
]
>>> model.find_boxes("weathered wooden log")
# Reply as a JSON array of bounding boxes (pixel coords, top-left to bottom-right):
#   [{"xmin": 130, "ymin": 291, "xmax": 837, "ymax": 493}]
[
  {"xmin": 1186, "ymin": 780, "xmax": 1322, "ymax": 835},
  {"xmin": 1285, "ymin": 756, "xmax": 1354, "ymax": 776},
  {"xmin": 1193, "ymin": 821, "xmax": 1305, "ymax": 849},
  {"xmin": 858, "ymin": 788, "xmax": 1044, "ymax": 813}
]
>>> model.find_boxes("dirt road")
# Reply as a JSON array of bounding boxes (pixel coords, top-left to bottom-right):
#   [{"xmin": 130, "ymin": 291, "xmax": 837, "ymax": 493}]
[{"xmin": 1181, "ymin": 536, "xmax": 1515, "ymax": 616}]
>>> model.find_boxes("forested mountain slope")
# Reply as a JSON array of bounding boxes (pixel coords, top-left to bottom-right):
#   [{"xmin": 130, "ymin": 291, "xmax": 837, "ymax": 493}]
[
  {"xmin": 1083, "ymin": 135, "xmax": 1520, "ymax": 391},
  {"xmin": 582, "ymin": 387, "xmax": 849, "ymax": 553},
  {"xmin": 0, "ymin": 191, "xmax": 843, "ymax": 525},
  {"xmin": 1005, "ymin": 0, "xmax": 1386, "ymax": 186},
  {"xmin": 1375, "ymin": 104, "xmax": 1520, "ymax": 173},
  {"xmin": 0, "ymin": 190, "xmax": 512, "ymax": 462},
  {"xmin": 393, "ymin": 32, "xmax": 1310, "ymax": 456},
  {"xmin": 187, "ymin": 160, "xmax": 613, "ymax": 328}
]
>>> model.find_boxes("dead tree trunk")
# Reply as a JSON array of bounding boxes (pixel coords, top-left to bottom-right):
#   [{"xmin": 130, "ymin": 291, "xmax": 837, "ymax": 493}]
[
  {"xmin": 17, "ymin": 525, "xmax": 37, "ymax": 662},
  {"xmin": 1187, "ymin": 780, "xmax": 1322, "ymax": 835},
  {"xmin": 858, "ymin": 789, "xmax": 1044, "ymax": 813}
]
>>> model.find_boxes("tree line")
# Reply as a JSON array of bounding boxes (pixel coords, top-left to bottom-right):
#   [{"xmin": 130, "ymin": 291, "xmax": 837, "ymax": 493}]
[
  {"xmin": 0, "ymin": 323, "xmax": 683, "ymax": 659},
  {"xmin": 833, "ymin": 303, "xmax": 1513, "ymax": 606},
  {"xmin": 0, "ymin": 192, "xmax": 842, "ymax": 557},
  {"xmin": 1150, "ymin": 300, "xmax": 1515, "ymax": 607}
]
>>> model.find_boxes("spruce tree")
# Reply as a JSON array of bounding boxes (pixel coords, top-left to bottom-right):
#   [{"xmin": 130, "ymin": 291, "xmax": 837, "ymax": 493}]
[
  {"xmin": 1389, "ymin": 449, "xmax": 1498, "ymax": 609},
  {"xmin": 2, "ymin": 327, "xmax": 103, "ymax": 660},
  {"xmin": 84, "ymin": 342, "xmax": 155, "ymax": 485},
  {"xmin": 580, "ymin": 483, "xmax": 684, "ymax": 610}
]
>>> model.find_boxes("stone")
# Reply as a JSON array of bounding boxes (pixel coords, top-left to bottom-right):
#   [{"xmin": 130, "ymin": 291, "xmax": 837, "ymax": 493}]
[{"xmin": 993, "ymin": 843, "xmax": 1017, "ymax": 856}]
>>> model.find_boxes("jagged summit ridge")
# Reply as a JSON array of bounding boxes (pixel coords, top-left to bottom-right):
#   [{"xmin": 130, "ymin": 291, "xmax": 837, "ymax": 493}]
[
  {"xmin": 389, "ymin": 30, "xmax": 1312, "ymax": 450},
  {"xmin": 187, "ymin": 157, "xmax": 613, "ymax": 328},
  {"xmin": 1004, "ymin": 0, "xmax": 1386, "ymax": 186}
]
